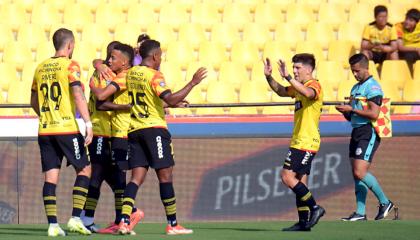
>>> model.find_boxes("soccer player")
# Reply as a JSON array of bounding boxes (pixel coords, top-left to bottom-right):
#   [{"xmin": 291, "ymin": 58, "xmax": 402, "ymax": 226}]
[
  {"xmin": 30, "ymin": 28, "xmax": 93, "ymax": 236},
  {"xmin": 117, "ymin": 39, "xmax": 207, "ymax": 235},
  {"xmin": 395, "ymin": 8, "xmax": 420, "ymax": 73},
  {"xmin": 336, "ymin": 53, "xmax": 394, "ymax": 221},
  {"xmin": 361, "ymin": 5, "xmax": 399, "ymax": 64},
  {"xmin": 263, "ymin": 54, "xmax": 325, "ymax": 231}
]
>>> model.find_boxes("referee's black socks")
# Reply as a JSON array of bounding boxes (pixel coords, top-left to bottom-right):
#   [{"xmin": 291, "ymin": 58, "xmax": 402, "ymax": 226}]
[
  {"xmin": 72, "ymin": 175, "xmax": 90, "ymax": 217},
  {"xmin": 160, "ymin": 182, "xmax": 177, "ymax": 227},
  {"xmin": 43, "ymin": 182, "xmax": 57, "ymax": 224}
]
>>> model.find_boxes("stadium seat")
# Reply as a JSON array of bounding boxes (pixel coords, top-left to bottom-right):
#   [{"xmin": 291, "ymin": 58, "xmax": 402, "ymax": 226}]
[
  {"xmin": 229, "ymin": 107, "xmax": 259, "ymax": 115},
  {"xmin": 254, "ymin": 3, "xmax": 284, "ymax": 31},
  {"xmin": 147, "ymin": 23, "xmax": 176, "ymax": 50},
  {"xmin": 159, "ymin": 62, "xmax": 184, "ymax": 89},
  {"xmin": 250, "ymin": 61, "xmax": 280, "ymax": 87},
  {"xmin": 381, "ymin": 82, "xmax": 403, "ymax": 106},
  {"xmin": 8, "ymin": 80, "xmax": 30, "ymax": 104},
  {"xmin": 114, "ymin": 23, "xmax": 143, "ymax": 47},
  {"xmin": 386, "ymin": 3, "xmax": 410, "ymax": 24},
  {"xmin": 178, "ymin": 23, "xmax": 207, "ymax": 50},
  {"xmin": 166, "ymin": 41, "xmax": 195, "ymax": 70},
  {"xmin": 348, "ymin": 3, "xmax": 375, "ymax": 25},
  {"xmin": 318, "ymin": 3, "xmax": 347, "ymax": 30},
  {"xmin": 268, "ymin": 93, "xmax": 294, "ymax": 114},
  {"xmin": 218, "ymin": 61, "xmax": 249, "ymax": 91},
  {"xmin": 359, "ymin": 0, "xmax": 389, "ymax": 6},
  {"xmin": 380, "ymin": 60, "xmax": 412, "ymax": 90},
  {"xmin": 338, "ymin": 22, "xmax": 365, "ymax": 50},
  {"xmin": 295, "ymin": 41, "xmax": 325, "ymax": 62},
  {"xmin": 17, "ymin": 24, "xmax": 48, "ymax": 51},
  {"xmin": 337, "ymin": 79, "xmax": 356, "ymax": 101},
  {"xmin": 316, "ymin": 61, "xmax": 347, "ymax": 91},
  {"xmin": 108, "ymin": 0, "xmax": 139, "ymax": 13},
  {"xmin": 140, "ymin": 0, "xmax": 170, "ymax": 12},
  {"xmin": 31, "ymin": 3, "xmax": 61, "ymax": 28},
  {"xmin": 0, "ymin": 24, "xmax": 14, "ymax": 51},
  {"xmin": 81, "ymin": 24, "xmax": 112, "ymax": 50},
  {"xmin": 173, "ymin": 80, "xmax": 205, "ymax": 104},
  {"xmin": 2, "ymin": 42, "xmax": 33, "ymax": 67},
  {"xmin": 265, "ymin": 0, "xmax": 294, "ymax": 11},
  {"xmin": 198, "ymin": 41, "xmax": 228, "ymax": 70},
  {"xmin": 72, "ymin": 41, "xmax": 98, "ymax": 71},
  {"xmin": 206, "ymin": 81, "xmax": 238, "ymax": 104},
  {"xmin": 403, "ymin": 80, "xmax": 420, "ymax": 101},
  {"xmin": 159, "ymin": 4, "xmax": 189, "ymax": 31},
  {"xmin": 211, "ymin": 23, "xmax": 241, "ymax": 49},
  {"xmin": 285, "ymin": 3, "xmax": 316, "ymax": 29},
  {"xmin": 367, "ymin": 60, "xmax": 381, "ymax": 82},
  {"xmin": 239, "ymin": 80, "xmax": 271, "ymax": 103},
  {"xmin": 0, "ymin": 62, "xmax": 18, "ymax": 91},
  {"xmin": 95, "ymin": 4, "xmax": 124, "ymax": 30},
  {"xmin": 295, "ymin": 0, "xmax": 324, "ymax": 12},
  {"xmin": 327, "ymin": 40, "xmax": 356, "ymax": 68},
  {"xmin": 172, "ymin": 0, "xmax": 202, "ymax": 12},
  {"xmin": 190, "ymin": 3, "xmax": 220, "ymax": 31},
  {"xmin": 242, "ymin": 23, "xmax": 272, "ymax": 50},
  {"xmin": 222, "ymin": 3, "xmax": 252, "ymax": 30},
  {"xmin": 262, "ymin": 106, "xmax": 292, "ymax": 115},
  {"xmin": 21, "ymin": 61, "xmax": 38, "ymax": 85},
  {"xmin": 306, "ymin": 22, "xmax": 335, "ymax": 50},
  {"xmin": 44, "ymin": 0, "xmax": 69, "ymax": 13},
  {"xmin": 327, "ymin": 0, "xmax": 357, "ymax": 11},
  {"xmin": 274, "ymin": 23, "xmax": 304, "ymax": 46},
  {"xmin": 0, "ymin": 107, "xmax": 25, "ymax": 116},
  {"xmin": 230, "ymin": 41, "xmax": 260, "ymax": 70},
  {"xmin": 127, "ymin": 3, "xmax": 157, "ymax": 28},
  {"xmin": 75, "ymin": 0, "xmax": 107, "ymax": 13},
  {"xmin": 0, "ymin": 4, "xmax": 28, "ymax": 31},
  {"xmin": 63, "ymin": 3, "xmax": 94, "ymax": 30},
  {"xmin": 232, "ymin": 0, "xmax": 264, "ymax": 12},
  {"xmin": 322, "ymin": 83, "xmax": 336, "ymax": 102},
  {"xmin": 14, "ymin": 0, "xmax": 42, "ymax": 12},
  {"xmin": 263, "ymin": 41, "xmax": 294, "ymax": 65},
  {"xmin": 413, "ymin": 61, "xmax": 420, "ymax": 81},
  {"xmin": 186, "ymin": 61, "xmax": 217, "ymax": 91},
  {"xmin": 195, "ymin": 107, "xmax": 226, "ymax": 115},
  {"xmin": 167, "ymin": 107, "xmax": 192, "ymax": 116}
]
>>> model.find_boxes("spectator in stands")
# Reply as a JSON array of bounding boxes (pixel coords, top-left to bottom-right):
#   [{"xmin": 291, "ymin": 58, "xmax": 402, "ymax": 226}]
[
  {"xmin": 361, "ymin": 5, "xmax": 398, "ymax": 64},
  {"xmin": 395, "ymin": 8, "xmax": 420, "ymax": 74},
  {"xmin": 133, "ymin": 33, "xmax": 151, "ymax": 66}
]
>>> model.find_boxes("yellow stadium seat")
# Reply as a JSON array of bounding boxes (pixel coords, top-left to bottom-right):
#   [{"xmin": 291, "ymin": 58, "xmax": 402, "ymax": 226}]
[
  {"xmin": 14, "ymin": 0, "xmax": 42, "ymax": 12},
  {"xmin": 72, "ymin": 41, "xmax": 98, "ymax": 71},
  {"xmin": 219, "ymin": 61, "xmax": 249, "ymax": 90},
  {"xmin": 95, "ymin": 4, "xmax": 124, "ymax": 30},
  {"xmin": 140, "ymin": 0, "xmax": 170, "ymax": 12},
  {"xmin": 381, "ymin": 60, "xmax": 412, "ymax": 90},
  {"xmin": 114, "ymin": 23, "xmax": 142, "ymax": 47},
  {"xmin": 63, "ymin": 3, "xmax": 94, "ymax": 30},
  {"xmin": 381, "ymin": 82, "xmax": 403, "ymax": 105},
  {"xmin": 81, "ymin": 24, "xmax": 112, "ymax": 50},
  {"xmin": 322, "ymin": 83, "xmax": 336, "ymax": 102},
  {"xmin": 3, "ymin": 42, "xmax": 33, "ymax": 67},
  {"xmin": 17, "ymin": 24, "xmax": 48, "ymax": 51},
  {"xmin": 368, "ymin": 60, "xmax": 381, "ymax": 82},
  {"xmin": 127, "ymin": 3, "xmax": 156, "ymax": 27},
  {"xmin": 173, "ymin": 80, "xmax": 205, "ymax": 104},
  {"xmin": 233, "ymin": 0, "xmax": 265, "ymax": 11},
  {"xmin": 231, "ymin": 41, "xmax": 260, "ymax": 70},
  {"xmin": 172, "ymin": 0, "xmax": 202, "ymax": 12},
  {"xmin": 195, "ymin": 107, "xmax": 226, "ymax": 115},
  {"xmin": 159, "ymin": 62, "xmax": 184, "ymax": 89},
  {"xmin": 229, "ymin": 107, "xmax": 259, "ymax": 115},
  {"xmin": 337, "ymin": 79, "xmax": 355, "ymax": 101},
  {"xmin": 0, "ymin": 24, "xmax": 14, "ymax": 51},
  {"xmin": 0, "ymin": 107, "xmax": 25, "ymax": 116},
  {"xmin": 318, "ymin": 3, "xmax": 347, "ymax": 30},
  {"xmin": 76, "ymin": 0, "xmax": 107, "ymax": 13},
  {"xmin": 349, "ymin": 3, "xmax": 375, "ymax": 25},
  {"xmin": 36, "ymin": 41, "xmax": 56, "ymax": 63},
  {"xmin": 190, "ymin": 3, "xmax": 220, "ymax": 31},
  {"xmin": 239, "ymin": 80, "xmax": 271, "ymax": 103},
  {"xmin": 159, "ymin": 4, "xmax": 189, "ymax": 31},
  {"xmin": 31, "ymin": 3, "xmax": 60, "ymax": 28},
  {"xmin": 274, "ymin": 23, "xmax": 304, "ymax": 46},
  {"xmin": 295, "ymin": 41, "xmax": 325, "ymax": 61},
  {"xmin": 316, "ymin": 61, "xmax": 347, "ymax": 91},
  {"xmin": 178, "ymin": 23, "xmax": 207, "ymax": 50},
  {"xmin": 403, "ymin": 80, "xmax": 420, "ymax": 101},
  {"xmin": 328, "ymin": 40, "xmax": 356, "ymax": 67},
  {"xmin": 269, "ymin": 93, "xmax": 294, "ymax": 113},
  {"xmin": 43, "ymin": 0, "xmax": 67, "ymax": 13},
  {"xmin": 222, "ymin": 3, "xmax": 252, "ymax": 30},
  {"xmin": 206, "ymin": 81, "xmax": 238, "ymax": 104},
  {"xmin": 338, "ymin": 22, "xmax": 365, "ymax": 50},
  {"xmin": 8, "ymin": 80, "xmax": 30, "ymax": 104},
  {"xmin": 198, "ymin": 41, "xmax": 228, "ymax": 70},
  {"xmin": 202, "ymin": 0, "xmax": 228, "ymax": 12},
  {"xmin": 285, "ymin": 3, "xmax": 316, "ymax": 29},
  {"xmin": 295, "ymin": 0, "xmax": 324, "ymax": 12},
  {"xmin": 166, "ymin": 41, "xmax": 195, "ymax": 70},
  {"xmin": 242, "ymin": 23, "xmax": 272, "ymax": 50},
  {"xmin": 359, "ymin": 0, "xmax": 389, "ymax": 5},
  {"xmin": 306, "ymin": 22, "xmax": 335, "ymax": 50},
  {"xmin": 414, "ymin": 61, "xmax": 420, "ymax": 81},
  {"xmin": 108, "ymin": 0, "xmax": 139, "ymax": 13},
  {"xmin": 21, "ymin": 61, "xmax": 38, "ymax": 85},
  {"xmin": 0, "ymin": 4, "xmax": 28, "ymax": 31},
  {"xmin": 167, "ymin": 108, "xmax": 193, "ymax": 116},
  {"xmin": 262, "ymin": 106, "xmax": 292, "ymax": 115},
  {"xmin": 186, "ymin": 62, "xmax": 217, "ymax": 92},
  {"xmin": 0, "ymin": 63, "xmax": 18, "ymax": 91},
  {"xmin": 254, "ymin": 3, "xmax": 284, "ymax": 30},
  {"xmin": 147, "ymin": 23, "xmax": 176, "ymax": 50},
  {"xmin": 327, "ymin": 0, "xmax": 357, "ymax": 11},
  {"xmin": 211, "ymin": 23, "xmax": 241, "ymax": 48},
  {"xmin": 263, "ymin": 41, "xmax": 294, "ymax": 64},
  {"xmin": 386, "ymin": 3, "xmax": 411, "ymax": 24},
  {"xmin": 265, "ymin": 0, "xmax": 294, "ymax": 10}
]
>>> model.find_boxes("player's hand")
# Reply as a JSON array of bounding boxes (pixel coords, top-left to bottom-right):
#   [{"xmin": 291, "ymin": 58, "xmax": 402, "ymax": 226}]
[
  {"xmin": 84, "ymin": 126, "xmax": 93, "ymax": 146},
  {"xmin": 190, "ymin": 67, "xmax": 207, "ymax": 86},
  {"xmin": 335, "ymin": 104, "xmax": 353, "ymax": 113},
  {"xmin": 263, "ymin": 58, "xmax": 272, "ymax": 76},
  {"xmin": 175, "ymin": 100, "xmax": 189, "ymax": 108},
  {"xmin": 98, "ymin": 64, "xmax": 114, "ymax": 82},
  {"xmin": 89, "ymin": 76, "xmax": 95, "ymax": 89},
  {"xmin": 277, "ymin": 59, "xmax": 289, "ymax": 78}
]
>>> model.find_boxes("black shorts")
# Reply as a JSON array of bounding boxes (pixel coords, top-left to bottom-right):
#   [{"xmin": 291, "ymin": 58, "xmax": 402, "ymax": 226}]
[
  {"xmin": 128, "ymin": 128, "xmax": 174, "ymax": 170},
  {"xmin": 88, "ymin": 136, "xmax": 111, "ymax": 164},
  {"xmin": 349, "ymin": 124, "xmax": 381, "ymax": 162},
  {"xmin": 38, "ymin": 134, "xmax": 90, "ymax": 172},
  {"xmin": 372, "ymin": 51, "xmax": 387, "ymax": 64},
  {"xmin": 283, "ymin": 148, "xmax": 316, "ymax": 175},
  {"xmin": 111, "ymin": 137, "xmax": 129, "ymax": 170}
]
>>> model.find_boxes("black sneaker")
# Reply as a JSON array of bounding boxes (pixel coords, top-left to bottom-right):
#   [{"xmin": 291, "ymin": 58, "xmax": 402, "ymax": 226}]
[
  {"xmin": 341, "ymin": 212, "xmax": 367, "ymax": 221},
  {"xmin": 306, "ymin": 205, "xmax": 325, "ymax": 228},
  {"xmin": 282, "ymin": 222, "xmax": 311, "ymax": 232},
  {"xmin": 375, "ymin": 201, "xmax": 394, "ymax": 220}
]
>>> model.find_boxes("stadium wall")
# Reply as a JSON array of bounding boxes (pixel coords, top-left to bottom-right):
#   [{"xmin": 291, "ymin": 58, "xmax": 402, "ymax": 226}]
[{"xmin": 0, "ymin": 116, "xmax": 419, "ymax": 224}]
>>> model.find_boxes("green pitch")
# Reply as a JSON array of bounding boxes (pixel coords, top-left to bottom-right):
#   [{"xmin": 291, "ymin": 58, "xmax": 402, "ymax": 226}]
[{"xmin": 0, "ymin": 221, "xmax": 419, "ymax": 240}]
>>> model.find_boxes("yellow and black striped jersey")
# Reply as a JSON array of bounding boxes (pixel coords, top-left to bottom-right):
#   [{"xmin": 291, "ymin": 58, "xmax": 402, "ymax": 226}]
[{"xmin": 88, "ymin": 70, "xmax": 112, "ymax": 137}]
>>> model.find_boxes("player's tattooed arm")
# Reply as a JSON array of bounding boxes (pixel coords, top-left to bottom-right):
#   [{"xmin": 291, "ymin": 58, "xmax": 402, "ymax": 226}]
[
  {"xmin": 71, "ymin": 85, "xmax": 93, "ymax": 145},
  {"xmin": 264, "ymin": 58, "xmax": 289, "ymax": 97}
]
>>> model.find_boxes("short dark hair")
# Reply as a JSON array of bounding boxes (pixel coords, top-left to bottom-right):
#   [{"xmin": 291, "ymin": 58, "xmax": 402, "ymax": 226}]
[
  {"xmin": 139, "ymin": 39, "xmax": 161, "ymax": 59},
  {"xmin": 137, "ymin": 33, "xmax": 150, "ymax": 44},
  {"xmin": 349, "ymin": 53, "xmax": 369, "ymax": 68},
  {"xmin": 406, "ymin": 8, "xmax": 420, "ymax": 22},
  {"xmin": 113, "ymin": 43, "xmax": 135, "ymax": 67},
  {"xmin": 105, "ymin": 41, "xmax": 121, "ymax": 64},
  {"xmin": 292, "ymin": 53, "xmax": 316, "ymax": 71},
  {"xmin": 374, "ymin": 5, "xmax": 388, "ymax": 18},
  {"xmin": 52, "ymin": 28, "xmax": 74, "ymax": 51}
]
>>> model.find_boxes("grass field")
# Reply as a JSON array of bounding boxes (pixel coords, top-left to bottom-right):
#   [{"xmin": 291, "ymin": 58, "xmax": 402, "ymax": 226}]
[{"xmin": 0, "ymin": 221, "xmax": 419, "ymax": 240}]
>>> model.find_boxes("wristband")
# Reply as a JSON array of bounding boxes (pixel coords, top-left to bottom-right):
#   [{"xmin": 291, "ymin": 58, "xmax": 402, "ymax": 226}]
[
  {"xmin": 85, "ymin": 121, "xmax": 93, "ymax": 128},
  {"xmin": 285, "ymin": 74, "xmax": 292, "ymax": 82}
]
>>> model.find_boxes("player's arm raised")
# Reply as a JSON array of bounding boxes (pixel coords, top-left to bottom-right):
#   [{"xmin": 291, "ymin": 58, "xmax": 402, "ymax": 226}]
[
  {"xmin": 264, "ymin": 58, "xmax": 289, "ymax": 97},
  {"xmin": 161, "ymin": 67, "xmax": 207, "ymax": 107},
  {"xmin": 71, "ymin": 84, "xmax": 93, "ymax": 145},
  {"xmin": 277, "ymin": 60, "xmax": 316, "ymax": 100}
]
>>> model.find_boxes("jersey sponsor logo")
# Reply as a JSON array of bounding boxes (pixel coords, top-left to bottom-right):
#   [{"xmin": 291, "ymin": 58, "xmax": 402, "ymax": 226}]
[
  {"xmin": 73, "ymin": 138, "xmax": 81, "ymax": 160},
  {"xmin": 156, "ymin": 136, "xmax": 164, "ymax": 159},
  {"xmin": 96, "ymin": 137, "xmax": 103, "ymax": 155}
]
